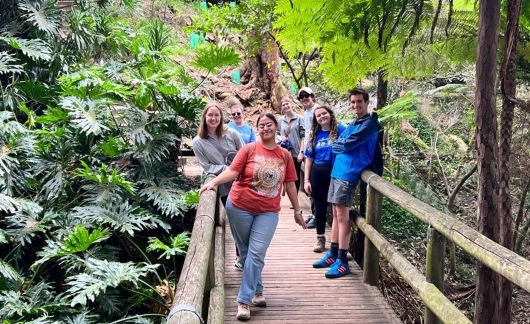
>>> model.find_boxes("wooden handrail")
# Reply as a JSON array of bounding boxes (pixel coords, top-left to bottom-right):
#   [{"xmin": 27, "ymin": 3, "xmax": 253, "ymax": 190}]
[
  {"xmin": 167, "ymin": 175, "xmax": 223, "ymax": 324},
  {"xmin": 359, "ymin": 170, "xmax": 530, "ymax": 323}
]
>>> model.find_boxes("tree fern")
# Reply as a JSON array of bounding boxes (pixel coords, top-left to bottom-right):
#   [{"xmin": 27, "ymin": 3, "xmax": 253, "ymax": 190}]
[{"xmin": 64, "ymin": 258, "xmax": 158, "ymax": 307}]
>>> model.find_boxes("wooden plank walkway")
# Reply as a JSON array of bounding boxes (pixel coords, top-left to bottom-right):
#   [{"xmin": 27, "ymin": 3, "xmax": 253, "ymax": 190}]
[{"xmin": 224, "ymin": 193, "xmax": 400, "ymax": 323}]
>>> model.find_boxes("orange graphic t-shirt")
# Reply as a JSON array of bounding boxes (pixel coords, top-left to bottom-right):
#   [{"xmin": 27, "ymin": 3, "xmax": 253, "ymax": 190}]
[{"xmin": 228, "ymin": 143, "xmax": 297, "ymax": 213}]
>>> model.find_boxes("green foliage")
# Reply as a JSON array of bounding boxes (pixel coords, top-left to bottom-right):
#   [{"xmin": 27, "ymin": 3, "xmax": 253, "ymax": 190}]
[
  {"xmin": 147, "ymin": 232, "xmax": 190, "ymax": 259},
  {"xmin": 0, "ymin": 0, "xmax": 211, "ymax": 321},
  {"xmin": 59, "ymin": 226, "xmax": 110, "ymax": 255},
  {"xmin": 191, "ymin": 44, "xmax": 241, "ymax": 74},
  {"xmin": 64, "ymin": 258, "xmax": 158, "ymax": 307},
  {"xmin": 381, "ymin": 199, "xmax": 427, "ymax": 243}
]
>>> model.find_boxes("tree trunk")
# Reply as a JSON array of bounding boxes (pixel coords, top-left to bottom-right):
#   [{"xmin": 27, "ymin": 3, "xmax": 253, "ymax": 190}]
[
  {"xmin": 376, "ymin": 70, "xmax": 388, "ymax": 109},
  {"xmin": 240, "ymin": 35, "xmax": 288, "ymax": 113},
  {"xmin": 473, "ymin": 0, "xmax": 501, "ymax": 323},
  {"xmin": 497, "ymin": 0, "xmax": 521, "ymax": 320}
]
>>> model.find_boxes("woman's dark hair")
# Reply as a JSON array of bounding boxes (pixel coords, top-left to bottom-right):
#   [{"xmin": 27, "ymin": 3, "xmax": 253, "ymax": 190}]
[
  {"xmin": 256, "ymin": 113, "xmax": 278, "ymax": 127},
  {"xmin": 307, "ymin": 105, "xmax": 339, "ymax": 150}
]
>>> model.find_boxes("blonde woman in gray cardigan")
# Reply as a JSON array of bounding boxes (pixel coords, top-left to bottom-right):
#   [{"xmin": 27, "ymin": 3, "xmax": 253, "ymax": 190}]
[{"xmin": 192, "ymin": 102, "xmax": 244, "ymax": 205}]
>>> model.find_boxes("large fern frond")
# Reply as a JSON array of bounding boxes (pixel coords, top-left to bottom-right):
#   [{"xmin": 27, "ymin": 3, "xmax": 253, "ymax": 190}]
[
  {"xmin": 191, "ymin": 44, "xmax": 241, "ymax": 74},
  {"xmin": 0, "ymin": 52, "xmax": 23, "ymax": 75},
  {"xmin": 64, "ymin": 258, "xmax": 158, "ymax": 307},
  {"xmin": 18, "ymin": 0, "xmax": 60, "ymax": 36}
]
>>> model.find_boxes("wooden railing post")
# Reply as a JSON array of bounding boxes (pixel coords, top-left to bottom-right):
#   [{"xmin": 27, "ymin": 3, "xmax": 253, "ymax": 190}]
[
  {"xmin": 363, "ymin": 184, "xmax": 382, "ymax": 286},
  {"xmin": 425, "ymin": 227, "xmax": 446, "ymax": 324}
]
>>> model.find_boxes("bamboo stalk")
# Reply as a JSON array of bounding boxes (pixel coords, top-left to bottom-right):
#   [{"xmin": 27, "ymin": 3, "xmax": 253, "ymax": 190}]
[
  {"xmin": 361, "ymin": 170, "xmax": 530, "ymax": 293},
  {"xmin": 356, "ymin": 217, "xmax": 471, "ymax": 324}
]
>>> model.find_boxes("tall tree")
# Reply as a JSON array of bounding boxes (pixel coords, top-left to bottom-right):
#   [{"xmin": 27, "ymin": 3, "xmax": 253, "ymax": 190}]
[
  {"xmin": 497, "ymin": 0, "xmax": 523, "ymax": 321},
  {"xmin": 473, "ymin": 0, "xmax": 501, "ymax": 322}
]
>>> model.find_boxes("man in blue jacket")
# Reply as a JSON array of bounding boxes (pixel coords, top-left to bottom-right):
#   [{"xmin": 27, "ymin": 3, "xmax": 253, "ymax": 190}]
[{"xmin": 312, "ymin": 88, "xmax": 381, "ymax": 278}]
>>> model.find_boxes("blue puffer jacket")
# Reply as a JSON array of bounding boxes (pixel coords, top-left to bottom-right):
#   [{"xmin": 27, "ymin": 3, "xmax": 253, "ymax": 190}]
[{"xmin": 331, "ymin": 114, "xmax": 381, "ymax": 184}]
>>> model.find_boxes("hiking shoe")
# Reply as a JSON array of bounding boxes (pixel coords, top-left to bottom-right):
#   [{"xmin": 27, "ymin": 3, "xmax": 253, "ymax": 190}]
[
  {"xmin": 234, "ymin": 259, "xmax": 243, "ymax": 271},
  {"xmin": 313, "ymin": 236, "xmax": 326, "ymax": 253},
  {"xmin": 236, "ymin": 303, "xmax": 250, "ymax": 321},
  {"xmin": 252, "ymin": 292, "xmax": 266, "ymax": 307},
  {"xmin": 312, "ymin": 250, "xmax": 336, "ymax": 268},
  {"xmin": 325, "ymin": 259, "xmax": 351, "ymax": 279}
]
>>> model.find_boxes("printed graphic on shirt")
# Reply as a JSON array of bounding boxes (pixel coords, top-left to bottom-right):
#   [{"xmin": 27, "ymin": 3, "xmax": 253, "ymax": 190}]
[
  {"xmin": 315, "ymin": 137, "xmax": 330, "ymax": 150},
  {"xmin": 251, "ymin": 155, "xmax": 284, "ymax": 197}
]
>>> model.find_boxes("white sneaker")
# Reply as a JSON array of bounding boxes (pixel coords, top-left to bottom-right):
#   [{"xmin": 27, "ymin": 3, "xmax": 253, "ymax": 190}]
[
  {"xmin": 252, "ymin": 292, "xmax": 267, "ymax": 307},
  {"xmin": 236, "ymin": 302, "xmax": 250, "ymax": 320}
]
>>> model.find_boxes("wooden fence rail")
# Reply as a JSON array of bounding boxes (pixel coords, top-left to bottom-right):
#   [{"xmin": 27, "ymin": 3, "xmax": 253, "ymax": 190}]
[
  {"xmin": 167, "ymin": 175, "xmax": 224, "ymax": 324},
  {"xmin": 359, "ymin": 170, "xmax": 530, "ymax": 324}
]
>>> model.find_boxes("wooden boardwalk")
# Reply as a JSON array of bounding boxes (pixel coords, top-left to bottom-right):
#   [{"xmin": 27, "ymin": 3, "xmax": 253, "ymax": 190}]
[{"xmin": 223, "ymin": 194, "xmax": 400, "ymax": 323}]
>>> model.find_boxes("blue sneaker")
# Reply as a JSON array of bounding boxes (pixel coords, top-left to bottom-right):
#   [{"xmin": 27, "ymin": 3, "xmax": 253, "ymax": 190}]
[
  {"xmin": 312, "ymin": 250, "xmax": 336, "ymax": 268},
  {"xmin": 325, "ymin": 259, "xmax": 351, "ymax": 278}
]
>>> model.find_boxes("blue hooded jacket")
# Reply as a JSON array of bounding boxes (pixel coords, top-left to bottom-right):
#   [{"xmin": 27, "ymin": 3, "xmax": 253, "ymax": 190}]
[{"xmin": 331, "ymin": 114, "xmax": 382, "ymax": 184}]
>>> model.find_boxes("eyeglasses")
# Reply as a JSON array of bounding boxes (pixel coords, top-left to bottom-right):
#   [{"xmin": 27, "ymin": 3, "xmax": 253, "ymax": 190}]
[
  {"xmin": 231, "ymin": 112, "xmax": 242, "ymax": 117},
  {"xmin": 298, "ymin": 93, "xmax": 311, "ymax": 100},
  {"xmin": 257, "ymin": 123, "xmax": 275, "ymax": 130}
]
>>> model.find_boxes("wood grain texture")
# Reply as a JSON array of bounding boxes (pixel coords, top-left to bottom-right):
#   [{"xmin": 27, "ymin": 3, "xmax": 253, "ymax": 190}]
[{"xmin": 223, "ymin": 193, "xmax": 400, "ymax": 323}]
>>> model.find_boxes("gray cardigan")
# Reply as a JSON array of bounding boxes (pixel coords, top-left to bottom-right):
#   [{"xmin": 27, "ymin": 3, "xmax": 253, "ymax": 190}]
[
  {"xmin": 192, "ymin": 127, "xmax": 244, "ymax": 197},
  {"xmin": 278, "ymin": 114, "xmax": 305, "ymax": 157}
]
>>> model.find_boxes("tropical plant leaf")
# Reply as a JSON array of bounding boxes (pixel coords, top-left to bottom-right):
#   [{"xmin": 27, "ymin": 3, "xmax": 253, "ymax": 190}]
[
  {"xmin": 73, "ymin": 161, "xmax": 136, "ymax": 195},
  {"xmin": 60, "ymin": 96, "xmax": 111, "ymax": 136},
  {"xmin": 64, "ymin": 258, "xmax": 158, "ymax": 307},
  {"xmin": 59, "ymin": 226, "xmax": 110, "ymax": 255},
  {"xmin": 191, "ymin": 44, "xmax": 241, "ymax": 74},
  {"xmin": 0, "ymin": 259, "xmax": 22, "ymax": 283},
  {"xmin": 2, "ymin": 37, "xmax": 52, "ymax": 61},
  {"xmin": 0, "ymin": 52, "xmax": 23, "ymax": 75},
  {"xmin": 0, "ymin": 281, "xmax": 64, "ymax": 318},
  {"xmin": 147, "ymin": 232, "xmax": 190, "ymax": 259},
  {"xmin": 72, "ymin": 201, "xmax": 170, "ymax": 236},
  {"xmin": 18, "ymin": 0, "xmax": 60, "ymax": 36},
  {"xmin": 0, "ymin": 193, "xmax": 19, "ymax": 213}
]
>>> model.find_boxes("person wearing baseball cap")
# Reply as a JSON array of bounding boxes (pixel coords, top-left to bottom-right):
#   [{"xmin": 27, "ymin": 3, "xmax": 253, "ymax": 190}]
[{"xmin": 298, "ymin": 87, "xmax": 318, "ymax": 229}]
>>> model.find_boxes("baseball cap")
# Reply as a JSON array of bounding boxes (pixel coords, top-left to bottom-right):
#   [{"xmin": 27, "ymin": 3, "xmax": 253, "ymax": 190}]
[{"xmin": 297, "ymin": 87, "xmax": 313, "ymax": 98}]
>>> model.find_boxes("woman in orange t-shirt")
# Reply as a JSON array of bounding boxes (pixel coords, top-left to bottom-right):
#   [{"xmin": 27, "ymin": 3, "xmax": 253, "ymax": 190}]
[{"xmin": 200, "ymin": 113, "xmax": 306, "ymax": 321}]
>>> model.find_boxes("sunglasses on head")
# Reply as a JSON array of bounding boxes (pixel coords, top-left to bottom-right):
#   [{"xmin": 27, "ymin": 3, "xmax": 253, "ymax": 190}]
[
  {"xmin": 299, "ymin": 93, "xmax": 311, "ymax": 100},
  {"xmin": 232, "ymin": 112, "xmax": 242, "ymax": 117}
]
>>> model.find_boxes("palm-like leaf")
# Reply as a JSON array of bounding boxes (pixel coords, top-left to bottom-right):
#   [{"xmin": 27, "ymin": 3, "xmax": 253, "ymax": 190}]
[
  {"xmin": 4, "ymin": 200, "xmax": 57, "ymax": 246},
  {"xmin": 74, "ymin": 161, "xmax": 136, "ymax": 195},
  {"xmin": 191, "ymin": 44, "xmax": 241, "ymax": 74},
  {"xmin": 139, "ymin": 181, "xmax": 187, "ymax": 217},
  {"xmin": 0, "ymin": 52, "xmax": 23, "ymax": 75},
  {"xmin": 0, "ymin": 281, "xmax": 64, "ymax": 318},
  {"xmin": 0, "ymin": 193, "xmax": 19, "ymax": 213},
  {"xmin": 64, "ymin": 258, "xmax": 158, "ymax": 307},
  {"xmin": 2, "ymin": 37, "xmax": 52, "ymax": 61},
  {"xmin": 18, "ymin": 0, "xmax": 60, "ymax": 36}
]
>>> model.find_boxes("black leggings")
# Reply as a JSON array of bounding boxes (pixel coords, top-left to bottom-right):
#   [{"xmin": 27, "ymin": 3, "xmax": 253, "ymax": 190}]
[
  {"xmin": 293, "ymin": 157, "xmax": 302, "ymax": 192},
  {"xmin": 310, "ymin": 163, "xmax": 332, "ymax": 235}
]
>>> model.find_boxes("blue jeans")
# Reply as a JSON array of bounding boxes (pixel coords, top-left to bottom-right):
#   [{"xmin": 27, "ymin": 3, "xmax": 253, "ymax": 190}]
[{"xmin": 226, "ymin": 199, "xmax": 279, "ymax": 305}]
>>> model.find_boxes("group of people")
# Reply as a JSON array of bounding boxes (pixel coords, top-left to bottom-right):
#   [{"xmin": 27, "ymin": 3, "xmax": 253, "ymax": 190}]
[{"xmin": 193, "ymin": 87, "xmax": 382, "ymax": 321}]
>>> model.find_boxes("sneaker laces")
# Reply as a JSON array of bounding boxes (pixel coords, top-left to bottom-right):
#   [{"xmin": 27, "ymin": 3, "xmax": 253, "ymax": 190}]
[{"xmin": 239, "ymin": 303, "xmax": 250, "ymax": 310}]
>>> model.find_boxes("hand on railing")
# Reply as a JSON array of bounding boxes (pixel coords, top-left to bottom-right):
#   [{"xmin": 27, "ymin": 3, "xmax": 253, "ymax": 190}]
[{"xmin": 199, "ymin": 182, "xmax": 217, "ymax": 194}]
